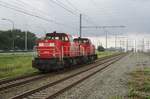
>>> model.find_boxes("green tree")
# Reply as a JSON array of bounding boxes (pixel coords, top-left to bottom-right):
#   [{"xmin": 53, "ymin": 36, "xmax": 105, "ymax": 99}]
[
  {"xmin": 97, "ymin": 45, "xmax": 105, "ymax": 52},
  {"xmin": 0, "ymin": 29, "xmax": 37, "ymax": 51}
]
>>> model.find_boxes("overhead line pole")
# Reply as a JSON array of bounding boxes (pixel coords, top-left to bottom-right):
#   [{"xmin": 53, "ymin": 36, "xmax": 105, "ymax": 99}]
[
  {"xmin": 25, "ymin": 31, "xmax": 27, "ymax": 51},
  {"xmin": 135, "ymin": 40, "xmax": 137, "ymax": 52},
  {"xmin": 126, "ymin": 38, "xmax": 128, "ymax": 52},
  {"xmin": 80, "ymin": 14, "xmax": 82, "ymax": 38},
  {"xmin": 81, "ymin": 25, "xmax": 126, "ymax": 49},
  {"xmin": 143, "ymin": 38, "xmax": 145, "ymax": 52},
  {"xmin": 104, "ymin": 29, "xmax": 108, "ymax": 49},
  {"xmin": 115, "ymin": 34, "xmax": 117, "ymax": 49}
]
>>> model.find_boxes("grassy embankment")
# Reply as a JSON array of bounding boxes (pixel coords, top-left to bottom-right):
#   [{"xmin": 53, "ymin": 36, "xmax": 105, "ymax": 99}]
[
  {"xmin": 96, "ymin": 51, "xmax": 117, "ymax": 58},
  {"xmin": 0, "ymin": 53, "xmax": 38, "ymax": 80},
  {"xmin": 0, "ymin": 51, "xmax": 116, "ymax": 80},
  {"xmin": 128, "ymin": 68, "xmax": 150, "ymax": 99}
]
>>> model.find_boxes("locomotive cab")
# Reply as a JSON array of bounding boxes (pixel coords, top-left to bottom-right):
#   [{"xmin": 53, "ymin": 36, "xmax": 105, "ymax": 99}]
[
  {"xmin": 74, "ymin": 38, "xmax": 95, "ymax": 55},
  {"xmin": 74, "ymin": 37, "xmax": 97, "ymax": 60},
  {"xmin": 37, "ymin": 32, "xmax": 72, "ymax": 58},
  {"xmin": 33, "ymin": 32, "xmax": 80, "ymax": 71}
]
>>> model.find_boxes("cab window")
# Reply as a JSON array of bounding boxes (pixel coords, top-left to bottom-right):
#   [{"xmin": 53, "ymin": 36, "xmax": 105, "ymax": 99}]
[
  {"xmin": 65, "ymin": 37, "xmax": 69, "ymax": 41},
  {"xmin": 55, "ymin": 37, "xmax": 59, "ymax": 40},
  {"xmin": 62, "ymin": 36, "xmax": 69, "ymax": 41},
  {"xmin": 83, "ymin": 40, "xmax": 88, "ymax": 43},
  {"xmin": 45, "ymin": 36, "xmax": 60, "ymax": 40}
]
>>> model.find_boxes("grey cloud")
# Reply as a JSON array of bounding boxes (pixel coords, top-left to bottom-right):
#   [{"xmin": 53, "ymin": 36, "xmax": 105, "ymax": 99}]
[{"xmin": 0, "ymin": 0, "xmax": 149, "ymax": 37}]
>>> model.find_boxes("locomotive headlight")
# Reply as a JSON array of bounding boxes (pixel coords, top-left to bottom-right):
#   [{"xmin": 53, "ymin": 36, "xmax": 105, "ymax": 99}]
[
  {"xmin": 39, "ymin": 43, "xmax": 44, "ymax": 46},
  {"xmin": 49, "ymin": 43, "xmax": 55, "ymax": 47}
]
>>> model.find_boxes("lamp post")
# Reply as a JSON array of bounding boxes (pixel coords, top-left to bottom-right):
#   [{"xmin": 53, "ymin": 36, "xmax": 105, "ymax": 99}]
[{"xmin": 2, "ymin": 18, "xmax": 15, "ymax": 50}]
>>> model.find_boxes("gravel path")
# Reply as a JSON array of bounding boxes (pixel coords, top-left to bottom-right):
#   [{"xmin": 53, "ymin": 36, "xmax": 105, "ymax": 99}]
[{"xmin": 55, "ymin": 53, "xmax": 150, "ymax": 99}]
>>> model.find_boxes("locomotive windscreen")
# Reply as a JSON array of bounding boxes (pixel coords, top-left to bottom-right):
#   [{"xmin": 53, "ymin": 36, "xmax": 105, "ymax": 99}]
[
  {"xmin": 74, "ymin": 38, "xmax": 90, "ymax": 44},
  {"xmin": 45, "ymin": 33, "xmax": 69, "ymax": 41}
]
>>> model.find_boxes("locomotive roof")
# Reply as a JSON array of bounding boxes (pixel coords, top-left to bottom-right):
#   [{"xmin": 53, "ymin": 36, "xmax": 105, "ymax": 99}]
[
  {"xmin": 46, "ymin": 32, "xmax": 68, "ymax": 36},
  {"xmin": 74, "ymin": 37, "xmax": 90, "ymax": 40}
]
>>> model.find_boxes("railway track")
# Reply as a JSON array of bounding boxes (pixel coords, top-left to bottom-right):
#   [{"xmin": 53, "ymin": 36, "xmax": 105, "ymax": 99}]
[
  {"xmin": 0, "ymin": 53, "xmax": 122, "ymax": 92},
  {"xmin": 0, "ymin": 73, "xmax": 38, "ymax": 85},
  {"xmin": 0, "ymin": 73, "xmax": 51, "ymax": 92},
  {"xmin": 10, "ymin": 53, "xmax": 126, "ymax": 99}
]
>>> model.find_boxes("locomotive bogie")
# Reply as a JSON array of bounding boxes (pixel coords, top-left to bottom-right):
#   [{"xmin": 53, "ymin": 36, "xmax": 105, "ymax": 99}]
[
  {"xmin": 32, "ymin": 54, "xmax": 97, "ymax": 72},
  {"xmin": 32, "ymin": 58, "xmax": 63, "ymax": 72}
]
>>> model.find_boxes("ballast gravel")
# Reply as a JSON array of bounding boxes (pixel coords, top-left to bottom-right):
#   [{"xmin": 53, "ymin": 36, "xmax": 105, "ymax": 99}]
[
  {"xmin": 55, "ymin": 53, "xmax": 150, "ymax": 99},
  {"xmin": 0, "ymin": 54, "xmax": 120, "ymax": 99}
]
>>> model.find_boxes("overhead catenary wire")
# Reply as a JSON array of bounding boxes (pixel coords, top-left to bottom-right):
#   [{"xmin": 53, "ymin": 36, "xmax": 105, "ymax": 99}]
[
  {"xmin": 13, "ymin": 0, "xmax": 63, "ymax": 27},
  {"xmin": 65, "ymin": 0, "xmax": 80, "ymax": 13},
  {"xmin": 0, "ymin": 1, "xmax": 35, "ymax": 14},
  {"xmin": 0, "ymin": 0, "xmax": 78, "ymax": 30},
  {"xmin": 49, "ymin": 0, "xmax": 97, "ymax": 26},
  {"xmin": 2, "ymin": 0, "xmax": 97, "ymax": 28},
  {"xmin": 64, "ymin": 0, "xmax": 97, "ymax": 25},
  {"xmin": 0, "ymin": 0, "xmax": 56, "ymax": 34},
  {"xmin": 0, "ymin": 0, "xmax": 113, "ymax": 34},
  {"xmin": 0, "ymin": 0, "xmax": 57, "ymax": 23},
  {"xmin": 49, "ymin": 0, "xmax": 78, "ymax": 16},
  {"xmin": 55, "ymin": 0, "xmax": 79, "ymax": 14},
  {"xmin": 14, "ymin": 0, "xmax": 53, "ymax": 18},
  {"xmin": 0, "ymin": 1, "xmax": 77, "ymax": 30}
]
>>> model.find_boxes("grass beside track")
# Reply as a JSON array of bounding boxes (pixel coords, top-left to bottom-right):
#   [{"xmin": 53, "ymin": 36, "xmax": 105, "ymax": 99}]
[
  {"xmin": 128, "ymin": 68, "xmax": 150, "ymax": 99},
  {"xmin": 0, "ymin": 51, "xmax": 117, "ymax": 80},
  {"xmin": 97, "ymin": 51, "xmax": 117, "ymax": 58},
  {"xmin": 0, "ymin": 53, "xmax": 38, "ymax": 80}
]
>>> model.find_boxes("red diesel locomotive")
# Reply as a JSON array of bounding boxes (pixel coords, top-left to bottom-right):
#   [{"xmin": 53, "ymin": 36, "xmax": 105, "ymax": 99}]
[{"xmin": 32, "ymin": 31, "xmax": 97, "ymax": 72}]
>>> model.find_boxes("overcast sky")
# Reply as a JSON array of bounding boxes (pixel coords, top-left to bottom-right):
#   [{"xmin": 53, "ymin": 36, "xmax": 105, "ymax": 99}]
[{"xmin": 0, "ymin": 0, "xmax": 150, "ymax": 50}]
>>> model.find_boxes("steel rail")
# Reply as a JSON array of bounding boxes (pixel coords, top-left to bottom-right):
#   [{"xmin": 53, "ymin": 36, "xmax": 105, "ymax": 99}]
[
  {"xmin": 11, "ymin": 53, "xmax": 126, "ymax": 99},
  {"xmin": 0, "ymin": 53, "xmax": 122, "ymax": 92}
]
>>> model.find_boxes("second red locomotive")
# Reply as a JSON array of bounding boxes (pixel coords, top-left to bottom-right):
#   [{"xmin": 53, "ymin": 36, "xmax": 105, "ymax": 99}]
[{"xmin": 32, "ymin": 31, "xmax": 97, "ymax": 72}]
